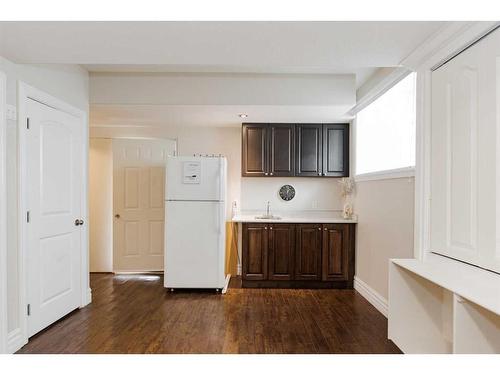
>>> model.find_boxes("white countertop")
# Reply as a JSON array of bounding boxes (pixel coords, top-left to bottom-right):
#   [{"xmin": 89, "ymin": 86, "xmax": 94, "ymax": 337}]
[{"xmin": 232, "ymin": 211, "xmax": 357, "ymax": 224}]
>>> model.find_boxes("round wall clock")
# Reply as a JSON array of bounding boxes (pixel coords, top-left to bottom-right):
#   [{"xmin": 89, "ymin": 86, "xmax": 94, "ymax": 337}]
[{"xmin": 279, "ymin": 185, "xmax": 296, "ymax": 201}]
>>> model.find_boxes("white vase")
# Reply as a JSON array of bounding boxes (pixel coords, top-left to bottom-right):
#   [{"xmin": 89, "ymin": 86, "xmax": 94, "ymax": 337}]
[{"xmin": 343, "ymin": 201, "xmax": 353, "ymax": 219}]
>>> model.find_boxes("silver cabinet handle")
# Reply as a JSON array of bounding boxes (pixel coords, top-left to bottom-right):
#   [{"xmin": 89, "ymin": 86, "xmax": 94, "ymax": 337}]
[
  {"xmin": 324, "ymin": 228, "xmax": 327, "ymax": 231},
  {"xmin": 318, "ymin": 227, "xmax": 321, "ymax": 231},
  {"xmin": 270, "ymin": 227, "xmax": 273, "ymax": 230},
  {"xmin": 264, "ymin": 226, "xmax": 268, "ymax": 230},
  {"xmin": 270, "ymin": 173, "xmax": 273, "ymax": 176},
  {"xmin": 318, "ymin": 172, "xmax": 321, "ymax": 176},
  {"xmin": 264, "ymin": 173, "xmax": 269, "ymax": 176}
]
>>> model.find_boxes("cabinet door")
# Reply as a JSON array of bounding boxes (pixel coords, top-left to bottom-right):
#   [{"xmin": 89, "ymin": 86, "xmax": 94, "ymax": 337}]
[
  {"xmin": 322, "ymin": 224, "xmax": 349, "ymax": 281},
  {"xmin": 242, "ymin": 123, "xmax": 268, "ymax": 177},
  {"xmin": 295, "ymin": 224, "xmax": 322, "ymax": 280},
  {"xmin": 242, "ymin": 224, "xmax": 268, "ymax": 280},
  {"xmin": 268, "ymin": 224, "xmax": 295, "ymax": 280},
  {"xmin": 269, "ymin": 124, "xmax": 295, "ymax": 177},
  {"xmin": 323, "ymin": 124, "xmax": 349, "ymax": 177},
  {"xmin": 295, "ymin": 124, "xmax": 323, "ymax": 177}
]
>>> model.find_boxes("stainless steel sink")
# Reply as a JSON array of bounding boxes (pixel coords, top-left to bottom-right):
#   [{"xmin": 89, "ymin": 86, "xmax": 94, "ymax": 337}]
[
  {"xmin": 255, "ymin": 201, "xmax": 281, "ymax": 220},
  {"xmin": 254, "ymin": 215, "xmax": 282, "ymax": 220}
]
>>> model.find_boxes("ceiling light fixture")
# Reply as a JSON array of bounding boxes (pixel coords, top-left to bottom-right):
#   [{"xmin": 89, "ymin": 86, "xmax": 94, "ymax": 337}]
[{"xmin": 238, "ymin": 114, "xmax": 248, "ymax": 118}]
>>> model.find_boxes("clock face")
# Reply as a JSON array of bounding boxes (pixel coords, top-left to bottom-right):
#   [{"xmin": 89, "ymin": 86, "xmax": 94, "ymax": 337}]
[{"xmin": 279, "ymin": 185, "xmax": 296, "ymax": 201}]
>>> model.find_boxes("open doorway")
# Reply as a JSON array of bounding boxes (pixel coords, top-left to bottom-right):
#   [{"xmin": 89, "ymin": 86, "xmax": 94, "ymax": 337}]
[{"xmin": 89, "ymin": 137, "xmax": 177, "ymax": 275}]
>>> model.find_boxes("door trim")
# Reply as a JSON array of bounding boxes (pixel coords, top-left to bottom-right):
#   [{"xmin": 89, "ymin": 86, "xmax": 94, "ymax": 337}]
[
  {"xmin": 0, "ymin": 71, "xmax": 8, "ymax": 353},
  {"xmin": 15, "ymin": 82, "xmax": 89, "ymax": 351}
]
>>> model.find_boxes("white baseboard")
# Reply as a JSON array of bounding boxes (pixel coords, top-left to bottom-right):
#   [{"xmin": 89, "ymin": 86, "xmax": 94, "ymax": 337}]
[
  {"xmin": 7, "ymin": 328, "xmax": 26, "ymax": 353},
  {"xmin": 354, "ymin": 276, "xmax": 388, "ymax": 317},
  {"xmin": 222, "ymin": 274, "xmax": 231, "ymax": 294},
  {"xmin": 85, "ymin": 287, "xmax": 92, "ymax": 306}
]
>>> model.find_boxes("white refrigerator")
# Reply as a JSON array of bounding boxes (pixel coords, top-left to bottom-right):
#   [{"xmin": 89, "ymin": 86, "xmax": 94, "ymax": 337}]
[{"xmin": 164, "ymin": 156, "xmax": 227, "ymax": 290}]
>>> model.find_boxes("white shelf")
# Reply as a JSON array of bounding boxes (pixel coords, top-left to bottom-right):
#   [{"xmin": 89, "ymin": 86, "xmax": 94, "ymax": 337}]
[
  {"xmin": 389, "ymin": 255, "xmax": 500, "ymax": 354},
  {"xmin": 391, "ymin": 255, "xmax": 500, "ymax": 315}
]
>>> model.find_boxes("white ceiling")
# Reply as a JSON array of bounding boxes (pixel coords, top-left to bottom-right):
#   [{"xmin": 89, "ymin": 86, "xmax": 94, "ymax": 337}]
[
  {"xmin": 0, "ymin": 21, "xmax": 446, "ymax": 70},
  {"xmin": 0, "ymin": 21, "xmax": 448, "ymax": 132},
  {"xmin": 90, "ymin": 104, "xmax": 354, "ymax": 129}
]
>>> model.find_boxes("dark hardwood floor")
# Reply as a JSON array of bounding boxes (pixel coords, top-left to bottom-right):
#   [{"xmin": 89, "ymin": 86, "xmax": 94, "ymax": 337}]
[{"xmin": 17, "ymin": 273, "xmax": 401, "ymax": 354}]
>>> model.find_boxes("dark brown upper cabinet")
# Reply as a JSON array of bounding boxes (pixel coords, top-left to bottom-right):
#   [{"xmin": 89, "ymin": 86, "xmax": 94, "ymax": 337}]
[
  {"xmin": 323, "ymin": 124, "xmax": 349, "ymax": 177},
  {"xmin": 242, "ymin": 123, "xmax": 268, "ymax": 177},
  {"xmin": 242, "ymin": 123, "xmax": 349, "ymax": 177},
  {"xmin": 269, "ymin": 124, "xmax": 295, "ymax": 177},
  {"xmin": 295, "ymin": 124, "xmax": 323, "ymax": 177}
]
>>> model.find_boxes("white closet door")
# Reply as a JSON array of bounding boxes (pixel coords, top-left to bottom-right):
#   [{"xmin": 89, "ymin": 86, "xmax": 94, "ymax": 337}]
[
  {"xmin": 26, "ymin": 99, "xmax": 83, "ymax": 337},
  {"xmin": 113, "ymin": 139, "xmax": 176, "ymax": 272},
  {"xmin": 431, "ymin": 29, "xmax": 500, "ymax": 273}
]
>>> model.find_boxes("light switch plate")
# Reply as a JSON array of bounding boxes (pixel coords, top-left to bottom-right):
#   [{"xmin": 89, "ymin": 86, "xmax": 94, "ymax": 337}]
[{"xmin": 6, "ymin": 104, "xmax": 17, "ymax": 121}]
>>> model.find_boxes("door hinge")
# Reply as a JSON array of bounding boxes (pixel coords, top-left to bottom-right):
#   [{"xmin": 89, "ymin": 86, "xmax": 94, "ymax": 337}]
[
  {"xmin": 27, "ymin": 117, "xmax": 30, "ymax": 130},
  {"xmin": 26, "ymin": 211, "xmax": 30, "ymax": 223},
  {"xmin": 27, "ymin": 304, "xmax": 31, "ymax": 316}
]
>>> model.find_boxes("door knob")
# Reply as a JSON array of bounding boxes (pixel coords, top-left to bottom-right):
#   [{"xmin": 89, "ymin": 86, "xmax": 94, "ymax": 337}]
[
  {"xmin": 74, "ymin": 219, "xmax": 84, "ymax": 226},
  {"xmin": 79, "ymin": 219, "xmax": 84, "ymax": 226},
  {"xmin": 115, "ymin": 214, "xmax": 120, "ymax": 219}
]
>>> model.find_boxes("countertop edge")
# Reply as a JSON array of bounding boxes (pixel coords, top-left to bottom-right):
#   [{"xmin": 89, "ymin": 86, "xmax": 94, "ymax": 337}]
[{"xmin": 231, "ymin": 217, "xmax": 358, "ymax": 224}]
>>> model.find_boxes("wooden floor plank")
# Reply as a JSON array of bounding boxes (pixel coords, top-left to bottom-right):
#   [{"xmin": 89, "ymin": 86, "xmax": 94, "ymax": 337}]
[{"xmin": 17, "ymin": 273, "xmax": 401, "ymax": 354}]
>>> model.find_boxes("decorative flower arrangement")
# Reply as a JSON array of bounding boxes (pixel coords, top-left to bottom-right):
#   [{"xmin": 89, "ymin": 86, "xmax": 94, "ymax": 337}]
[{"xmin": 338, "ymin": 177, "xmax": 355, "ymax": 219}]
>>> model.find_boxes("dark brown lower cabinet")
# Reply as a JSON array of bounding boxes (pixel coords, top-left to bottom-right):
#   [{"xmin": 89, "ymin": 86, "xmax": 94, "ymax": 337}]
[
  {"xmin": 295, "ymin": 224, "xmax": 322, "ymax": 280},
  {"xmin": 242, "ymin": 224, "xmax": 268, "ymax": 280},
  {"xmin": 242, "ymin": 222, "xmax": 355, "ymax": 288},
  {"xmin": 322, "ymin": 224, "xmax": 351, "ymax": 281},
  {"xmin": 268, "ymin": 224, "xmax": 295, "ymax": 280}
]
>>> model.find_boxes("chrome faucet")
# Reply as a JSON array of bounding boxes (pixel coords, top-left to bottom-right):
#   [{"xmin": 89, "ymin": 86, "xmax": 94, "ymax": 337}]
[{"xmin": 254, "ymin": 201, "xmax": 281, "ymax": 220}]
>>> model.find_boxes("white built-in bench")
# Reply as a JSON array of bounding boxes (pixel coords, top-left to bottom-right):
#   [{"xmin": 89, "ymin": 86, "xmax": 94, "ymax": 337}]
[{"xmin": 388, "ymin": 254, "xmax": 500, "ymax": 354}]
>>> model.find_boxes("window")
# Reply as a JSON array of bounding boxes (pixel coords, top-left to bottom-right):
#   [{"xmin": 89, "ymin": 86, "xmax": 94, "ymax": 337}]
[{"xmin": 355, "ymin": 72, "xmax": 416, "ymax": 177}]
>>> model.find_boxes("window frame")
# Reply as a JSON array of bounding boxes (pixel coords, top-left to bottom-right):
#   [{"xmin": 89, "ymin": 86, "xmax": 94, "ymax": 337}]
[{"xmin": 353, "ymin": 72, "xmax": 417, "ymax": 181}]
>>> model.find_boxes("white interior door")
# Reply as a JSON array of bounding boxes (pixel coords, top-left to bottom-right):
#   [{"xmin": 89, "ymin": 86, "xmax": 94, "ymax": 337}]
[
  {"xmin": 113, "ymin": 139, "xmax": 176, "ymax": 272},
  {"xmin": 26, "ymin": 99, "xmax": 83, "ymax": 337}
]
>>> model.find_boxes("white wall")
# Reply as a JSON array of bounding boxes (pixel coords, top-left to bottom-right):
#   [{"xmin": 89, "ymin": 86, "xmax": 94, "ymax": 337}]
[
  {"xmin": 352, "ymin": 67, "xmax": 417, "ymax": 304},
  {"xmin": 91, "ymin": 125, "xmax": 242, "ymax": 219},
  {"xmin": 90, "ymin": 73, "xmax": 356, "ymax": 107},
  {"xmin": 0, "ymin": 71, "xmax": 7, "ymax": 353},
  {"xmin": 0, "ymin": 55, "xmax": 89, "ymax": 351},
  {"xmin": 241, "ymin": 177, "xmax": 342, "ymax": 213},
  {"xmin": 89, "ymin": 139, "xmax": 113, "ymax": 273},
  {"xmin": 354, "ymin": 177, "xmax": 415, "ymax": 300}
]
